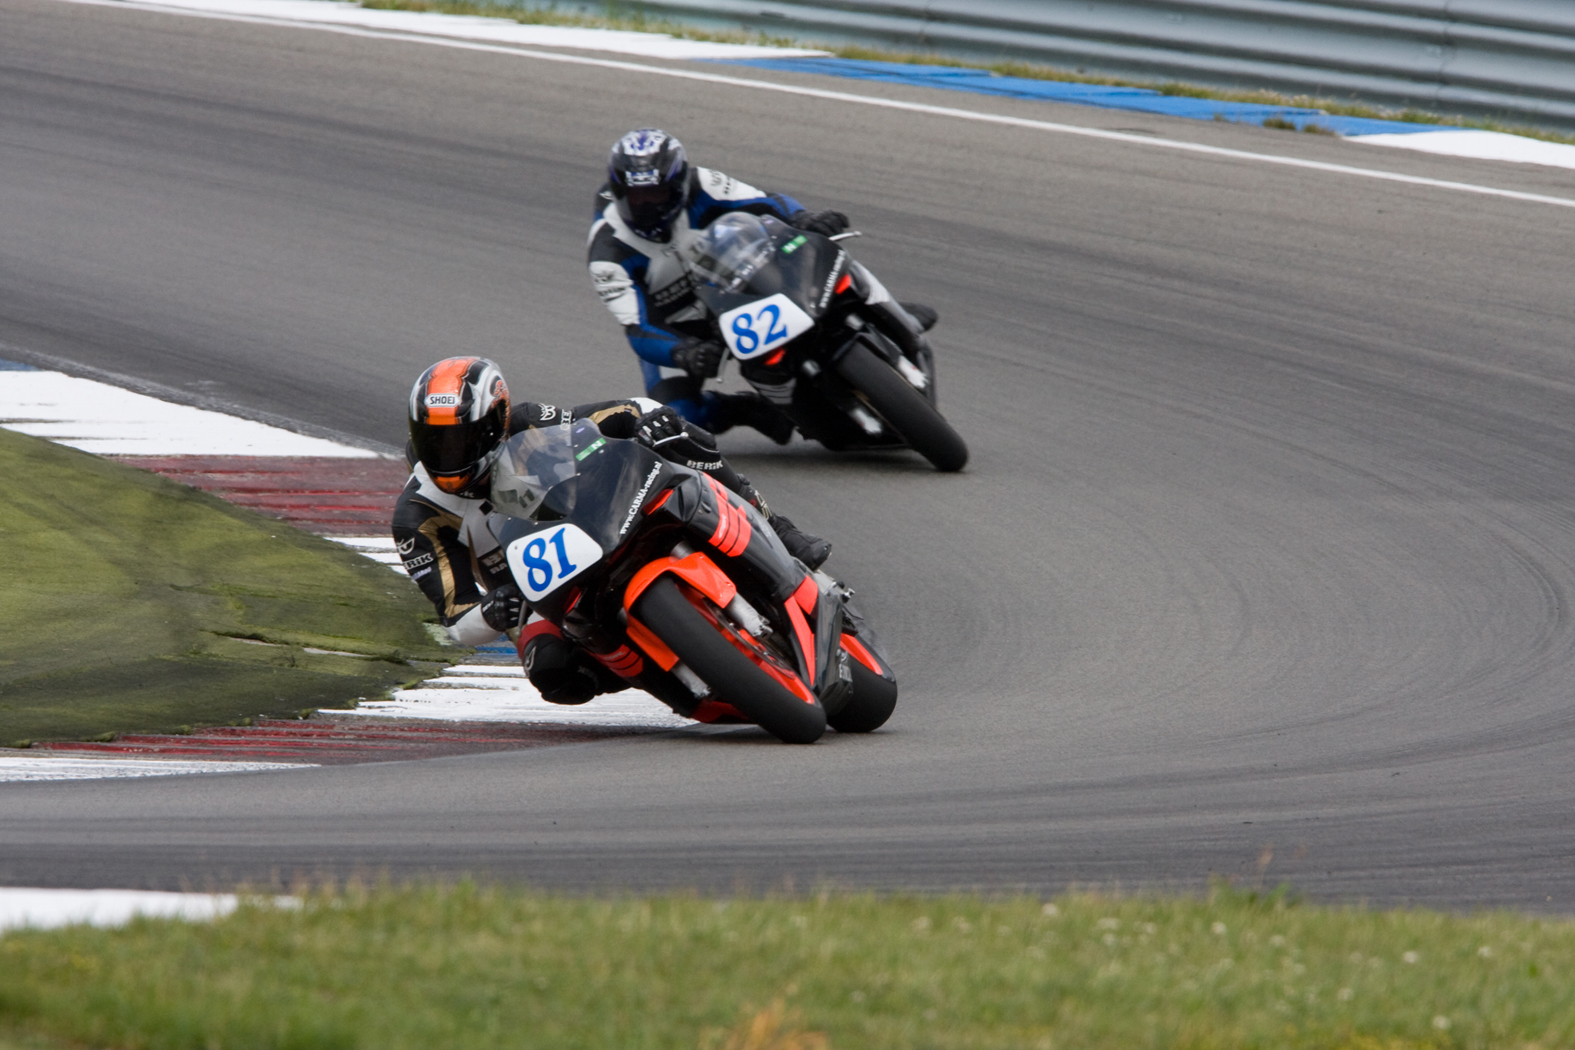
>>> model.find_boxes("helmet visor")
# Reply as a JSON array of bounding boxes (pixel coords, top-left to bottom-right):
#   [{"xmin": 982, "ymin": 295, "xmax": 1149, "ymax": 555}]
[
  {"xmin": 619, "ymin": 182, "xmax": 684, "ymax": 234},
  {"xmin": 411, "ymin": 414, "xmax": 503, "ymax": 484}
]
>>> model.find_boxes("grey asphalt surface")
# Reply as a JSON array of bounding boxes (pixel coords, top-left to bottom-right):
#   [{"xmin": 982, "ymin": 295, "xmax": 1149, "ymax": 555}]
[{"xmin": 4, "ymin": 0, "xmax": 1575, "ymax": 908}]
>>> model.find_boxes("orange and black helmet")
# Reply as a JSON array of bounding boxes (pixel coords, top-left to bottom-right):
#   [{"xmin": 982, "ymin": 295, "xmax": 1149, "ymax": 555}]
[{"xmin": 408, "ymin": 357, "xmax": 510, "ymax": 495}]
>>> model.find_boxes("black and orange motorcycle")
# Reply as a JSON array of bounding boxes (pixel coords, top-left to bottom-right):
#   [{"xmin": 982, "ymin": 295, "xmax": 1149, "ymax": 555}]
[{"xmin": 487, "ymin": 417, "xmax": 897, "ymax": 743}]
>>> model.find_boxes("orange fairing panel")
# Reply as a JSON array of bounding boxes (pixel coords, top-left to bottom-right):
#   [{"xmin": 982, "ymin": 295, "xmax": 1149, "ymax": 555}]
[
  {"xmin": 703, "ymin": 476, "xmax": 753, "ymax": 557},
  {"xmin": 840, "ymin": 633, "xmax": 886, "ymax": 677},
  {"xmin": 791, "ymin": 574, "xmax": 818, "ymax": 615},
  {"xmin": 624, "ymin": 551, "xmax": 738, "ymax": 612},
  {"xmin": 783, "ymin": 599, "xmax": 816, "ymax": 687},
  {"xmin": 690, "ymin": 699, "xmax": 748, "ymax": 724},
  {"xmin": 626, "ymin": 615, "xmax": 679, "ymax": 671}
]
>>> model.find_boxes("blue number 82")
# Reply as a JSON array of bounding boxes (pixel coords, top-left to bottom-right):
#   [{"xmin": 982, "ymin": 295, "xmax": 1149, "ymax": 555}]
[{"xmin": 731, "ymin": 314, "xmax": 759, "ymax": 353}]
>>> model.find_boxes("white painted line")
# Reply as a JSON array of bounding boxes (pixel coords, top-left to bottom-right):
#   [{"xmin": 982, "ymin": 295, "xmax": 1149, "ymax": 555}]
[
  {"xmin": 0, "ymin": 888, "xmax": 242, "ymax": 932},
  {"xmin": 441, "ymin": 664, "xmax": 524, "ymax": 676},
  {"xmin": 0, "ymin": 754, "xmax": 316, "ymax": 782},
  {"xmin": 327, "ymin": 534, "xmax": 405, "ymax": 566},
  {"xmin": 53, "ymin": 0, "xmax": 1575, "ymax": 211},
  {"xmin": 0, "ymin": 371, "xmax": 377, "ymax": 457},
  {"xmin": 85, "ymin": 0, "xmax": 826, "ymax": 58},
  {"xmin": 1354, "ymin": 129, "xmax": 1575, "ymax": 171},
  {"xmin": 348, "ymin": 665, "xmax": 695, "ymax": 728}
]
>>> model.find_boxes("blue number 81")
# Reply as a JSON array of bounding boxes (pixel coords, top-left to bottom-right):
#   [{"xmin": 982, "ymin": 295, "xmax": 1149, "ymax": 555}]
[{"xmin": 521, "ymin": 537, "xmax": 554, "ymax": 592}]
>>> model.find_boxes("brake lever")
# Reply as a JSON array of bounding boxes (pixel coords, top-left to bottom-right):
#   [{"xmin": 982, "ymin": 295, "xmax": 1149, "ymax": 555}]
[{"xmin": 829, "ymin": 230, "xmax": 863, "ymax": 242}]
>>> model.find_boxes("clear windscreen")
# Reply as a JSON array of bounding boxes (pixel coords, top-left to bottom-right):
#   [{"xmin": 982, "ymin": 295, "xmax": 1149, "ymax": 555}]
[
  {"xmin": 490, "ymin": 419, "xmax": 597, "ymax": 520},
  {"xmin": 685, "ymin": 212, "xmax": 780, "ymax": 292}
]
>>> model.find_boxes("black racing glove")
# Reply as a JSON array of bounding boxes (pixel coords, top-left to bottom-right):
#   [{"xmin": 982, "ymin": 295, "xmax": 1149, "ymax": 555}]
[
  {"xmin": 633, "ymin": 405, "xmax": 687, "ymax": 450},
  {"xmin": 478, "ymin": 582, "xmax": 524, "ymax": 632},
  {"xmin": 790, "ymin": 209, "xmax": 849, "ymax": 237},
  {"xmin": 670, "ymin": 338, "xmax": 725, "ymax": 379},
  {"xmin": 523, "ymin": 634, "xmax": 602, "ymax": 705}
]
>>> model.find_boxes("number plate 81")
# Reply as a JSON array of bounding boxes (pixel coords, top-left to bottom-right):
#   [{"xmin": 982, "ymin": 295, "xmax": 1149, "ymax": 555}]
[{"xmin": 506, "ymin": 524, "xmax": 603, "ymax": 603}]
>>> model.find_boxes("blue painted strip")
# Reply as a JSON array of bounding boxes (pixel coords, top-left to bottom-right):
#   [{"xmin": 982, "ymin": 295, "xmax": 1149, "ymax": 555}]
[
  {"xmin": 0, "ymin": 359, "xmax": 39, "ymax": 371},
  {"xmin": 719, "ymin": 58, "xmax": 1463, "ymax": 137}
]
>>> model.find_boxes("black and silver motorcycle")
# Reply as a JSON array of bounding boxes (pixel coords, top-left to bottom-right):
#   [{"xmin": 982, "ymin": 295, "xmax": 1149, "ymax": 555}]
[
  {"xmin": 685, "ymin": 213, "xmax": 968, "ymax": 472},
  {"xmin": 487, "ymin": 416, "xmax": 898, "ymax": 744}
]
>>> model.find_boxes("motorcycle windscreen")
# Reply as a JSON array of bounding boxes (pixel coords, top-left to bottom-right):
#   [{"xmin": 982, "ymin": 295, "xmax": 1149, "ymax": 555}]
[
  {"xmin": 690, "ymin": 221, "xmax": 841, "ymax": 324},
  {"xmin": 686, "ymin": 212, "xmax": 778, "ymax": 292},
  {"xmin": 565, "ymin": 438, "xmax": 678, "ymax": 553},
  {"xmin": 490, "ymin": 418, "xmax": 584, "ymax": 520}
]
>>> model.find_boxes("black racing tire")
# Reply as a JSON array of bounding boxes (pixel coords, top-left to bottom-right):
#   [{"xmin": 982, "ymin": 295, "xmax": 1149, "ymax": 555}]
[
  {"xmin": 633, "ymin": 577, "xmax": 827, "ymax": 744},
  {"xmin": 836, "ymin": 342, "xmax": 968, "ymax": 472},
  {"xmin": 828, "ymin": 648, "xmax": 898, "ymax": 733}
]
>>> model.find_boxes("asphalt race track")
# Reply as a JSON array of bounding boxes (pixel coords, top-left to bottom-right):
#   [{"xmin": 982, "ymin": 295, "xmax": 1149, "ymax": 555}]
[{"xmin": 4, "ymin": 0, "xmax": 1574, "ymax": 908}]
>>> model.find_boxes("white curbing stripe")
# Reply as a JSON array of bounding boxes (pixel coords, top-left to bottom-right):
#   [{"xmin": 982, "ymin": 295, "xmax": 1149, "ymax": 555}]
[
  {"xmin": 362, "ymin": 676, "xmax": 696, "ymax": 728},
  {"xmin": 1354, "ymin": 129, "xmax": 1575, "ymax": 171},
  {"xmin": 0, "ymin": 370, "xmax": 376, "ymax": 457},
  {"xmin": 0, "ymin": 889, "xmax": 246, "ymax": 932},
  {"xmin": 328, "ymin": 534, "xmax": 405, "ymax": 566}
]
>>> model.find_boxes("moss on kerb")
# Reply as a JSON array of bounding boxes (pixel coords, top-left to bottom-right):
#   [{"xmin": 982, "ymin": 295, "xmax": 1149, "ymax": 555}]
[
  {"xmin": 356, "ymin": 0, "xmax": 1575, "ymax": 147},
  {"xmin": 0, "ymin": 427, "xmax": 452, "ymax": 744}
]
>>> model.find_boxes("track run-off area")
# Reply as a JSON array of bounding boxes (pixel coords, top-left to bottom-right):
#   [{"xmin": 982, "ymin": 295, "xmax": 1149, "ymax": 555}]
[{"xmin": 3, "ymin": 0, "xmax": 1575, "ymax": 907}]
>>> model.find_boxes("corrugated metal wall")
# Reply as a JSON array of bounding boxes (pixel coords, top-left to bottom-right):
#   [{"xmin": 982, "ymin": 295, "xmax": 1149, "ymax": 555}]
[{"xmin": 605, "ymin": 1, "xmax": 1575, "ymax": 126}]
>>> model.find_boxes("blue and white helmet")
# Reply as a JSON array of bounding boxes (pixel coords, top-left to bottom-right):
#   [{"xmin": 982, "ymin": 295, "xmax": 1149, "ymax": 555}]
[{"xmin": 607, "ymin": 128, "xmax": 690, "ymax": 242}]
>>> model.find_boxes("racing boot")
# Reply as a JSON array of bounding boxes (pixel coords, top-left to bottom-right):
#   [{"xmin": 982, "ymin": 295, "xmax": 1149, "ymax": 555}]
[
  {"xmin": 769, "ymin": 514, "xmax": 832, "ymax": 570},
  {"xmin": 713, "ymin": 391, "xmax": 795, "ymax": 445},
  {"xmin": 899, "ymin": 301, "xmax": 938, "ymax": 332},
  {"xmin": 734, "ymin": 474, "xmax": 832, "ymax": 571}
]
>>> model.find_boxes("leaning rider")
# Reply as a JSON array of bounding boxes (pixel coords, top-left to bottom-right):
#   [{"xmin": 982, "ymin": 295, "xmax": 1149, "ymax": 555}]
[
  {"xmin": 587, "ymin": 127, "xmax": 937, "ymax": 441},
  {"xmin": 391, "ymin": 356, "xmax": 830, "ymax": 704}
]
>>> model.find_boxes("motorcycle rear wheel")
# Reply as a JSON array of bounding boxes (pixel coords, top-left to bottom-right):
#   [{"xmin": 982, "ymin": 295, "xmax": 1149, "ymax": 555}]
[
  {"xmin": 633, "ymin": 577, "xmax": 827, "ymax": 744},
  {"xmin": 828, "ymin": 646, "xmax": 898, "ymax": 733},
  {"xmin": 836, "ymin": 342, "xmax": 968, "ymax": 472}
]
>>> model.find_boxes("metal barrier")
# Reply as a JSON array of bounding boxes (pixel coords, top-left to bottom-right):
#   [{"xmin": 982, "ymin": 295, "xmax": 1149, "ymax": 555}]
[{"xmin": 600, "ymin": 1, "xmax": 1575, "ymax": 126}]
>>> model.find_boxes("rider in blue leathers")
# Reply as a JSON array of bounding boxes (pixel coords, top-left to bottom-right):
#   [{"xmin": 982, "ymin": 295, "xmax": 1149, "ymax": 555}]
[{"xmin": 587, "ymin": 128, "xmax": 936, "ymax": 442}]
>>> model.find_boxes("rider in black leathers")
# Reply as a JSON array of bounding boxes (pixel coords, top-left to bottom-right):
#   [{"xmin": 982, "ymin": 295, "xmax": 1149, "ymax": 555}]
[{"xmin": 392, "ymin": 357, "xmax": 829, "ymax": 705}]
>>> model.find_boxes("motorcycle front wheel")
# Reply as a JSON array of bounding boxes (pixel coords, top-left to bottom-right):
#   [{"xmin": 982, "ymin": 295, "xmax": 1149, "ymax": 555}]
[
  {"xmin": 633, "ymin": 576, "xmax": 827, "ymax": 744},
  {"xmin": 836, "ymin": 342, "xmax": 969, "ymax": 472}
]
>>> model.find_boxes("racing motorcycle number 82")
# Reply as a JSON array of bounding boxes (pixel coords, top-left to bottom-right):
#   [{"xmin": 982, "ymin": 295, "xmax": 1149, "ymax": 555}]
[
  {"xmin": 718, "ymin": 293, "xmax": 815, "ymax": 360},
  {"xmin": 506, "ymin": 524, "xmax": 603, "ymax": 603}
]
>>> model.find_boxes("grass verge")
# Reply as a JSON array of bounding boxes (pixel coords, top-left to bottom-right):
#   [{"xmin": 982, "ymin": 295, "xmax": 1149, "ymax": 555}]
[
  {"xmin": 357, "ymin": 0, "xmax": 1575, "ymax": 147},
  {"xmin": 2, "ymin": 882, "xmax": 1573, "ymax": 1049},
  {"xmin": 0, "ymin": 428, "xmax": 452, "ymax": 746}
]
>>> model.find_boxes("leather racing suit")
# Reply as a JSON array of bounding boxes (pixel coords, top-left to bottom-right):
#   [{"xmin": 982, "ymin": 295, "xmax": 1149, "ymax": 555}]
[
  {"xmin": 587, "ymin": 166, "xmax": 806, "ymax": 433},
  {"xmin": 391, "ymin": 398, "xmax": 789, "ymax": 697}
]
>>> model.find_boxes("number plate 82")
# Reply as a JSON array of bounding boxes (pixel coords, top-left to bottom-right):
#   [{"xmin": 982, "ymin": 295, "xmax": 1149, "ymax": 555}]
[{"xmin": 718, "ymin": 293, "xmax": 815, "ymax": 360}]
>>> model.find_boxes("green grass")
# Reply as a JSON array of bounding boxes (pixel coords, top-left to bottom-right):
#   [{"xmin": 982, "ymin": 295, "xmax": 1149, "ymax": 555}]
[
  {"xmin": 358, "ymin": 0, "xmax": 1575, "ymax": 147},
  {"xmin": 2, "ymin": 882, "xmax": 1573, "ymax": 1049},
  {"xmin": 0, "ymin": 427, "xmax": 453, "ymax": 746}
]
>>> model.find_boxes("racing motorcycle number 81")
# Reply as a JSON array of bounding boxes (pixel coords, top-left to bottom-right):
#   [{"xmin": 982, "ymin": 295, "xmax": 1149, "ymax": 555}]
[
  {"xmin": 506, "ymin": 524, "xmax": 603, "ymax": 602},
  {"xmin": 719, "ymin": 293, "xmax": 815, "ymax": 360}
]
